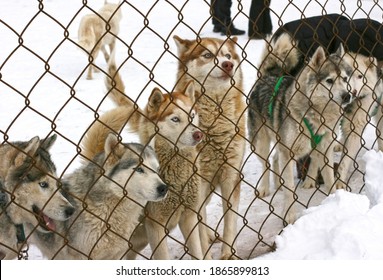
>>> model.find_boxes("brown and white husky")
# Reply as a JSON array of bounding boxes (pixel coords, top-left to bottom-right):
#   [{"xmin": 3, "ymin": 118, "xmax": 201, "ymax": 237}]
[
  {"xmin": 173, "ymin": 35, "xmax": 247, "ymax": 260},
  {"xmin": 81, "ymin": 58, "xmax": 205, "ymax": 259}
]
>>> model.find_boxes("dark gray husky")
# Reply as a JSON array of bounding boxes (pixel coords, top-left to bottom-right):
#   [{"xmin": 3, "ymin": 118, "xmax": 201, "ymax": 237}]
[{"xmin": 248, "ymin": 33, "xmax": 354, "ymax": 224}]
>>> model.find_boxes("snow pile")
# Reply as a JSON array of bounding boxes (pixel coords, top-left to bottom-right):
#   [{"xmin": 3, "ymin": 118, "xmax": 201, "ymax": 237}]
[
  {"xmin": 257, "ymin": 150, "xmax": 383, "ymax": 260},
  {"xmin": 364, "ymin": 150, "xmax": 383, "ymax": 205}
]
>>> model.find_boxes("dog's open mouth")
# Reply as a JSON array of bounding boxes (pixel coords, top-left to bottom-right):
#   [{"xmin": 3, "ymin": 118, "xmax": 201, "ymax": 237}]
[{"xmin": 32, "ymin": 205, "xmax": 56, "ymax": 232}]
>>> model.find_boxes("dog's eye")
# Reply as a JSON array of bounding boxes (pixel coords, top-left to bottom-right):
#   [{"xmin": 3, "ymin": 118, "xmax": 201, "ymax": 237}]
[
  {"xmin": 39, "ymin": 182, "xmax": 49, "ymax": 189},
  {"xmin": 326, "ymin": 78, "xmax": 334, "ymax": 84},
  {"xmin": 202, "ymin": 52, "xmax": 213, "ymax": 59},
  {"xmin": 225, "ymin": 54, "xmax": 231, "ymax": 59},
  {"xmin": 134, "ymin": 167, "xmax": 144, "ymax": 174},
  {"xmin": 171, "ymin": 116, "xmax": 180, "ymax": 123}
]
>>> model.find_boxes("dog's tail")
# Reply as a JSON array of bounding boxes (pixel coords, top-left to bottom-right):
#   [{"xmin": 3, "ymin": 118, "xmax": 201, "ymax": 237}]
[
  {"xmin": 81, "ymin": 58, "xmax": 142, "ymax": 160},
  {"xmin": 105, "ymin": 53, "xmax": 134, "ymax": 108},
  {"xmin": 259, "ymin": 33, "xmax": 301, "ymax": 76},
  {"xmin": 81, "ymin": 106, "xmax": 136, "ymax": 161}
]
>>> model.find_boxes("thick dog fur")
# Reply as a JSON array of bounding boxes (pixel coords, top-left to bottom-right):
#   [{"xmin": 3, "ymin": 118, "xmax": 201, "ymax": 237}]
[
  {"xmin": 31, "ymin": 134, "xmax": 167, "ymax": 259},
  {"xmin": 78, "ymin": 1, "xmax": 122, "ymax": 79},
  {"xmin": 0, "ymin": 135, "xmax": 75, "ymax": 260},
  {"xmin": 335, "ymin": 53, "xmax": 383, "ymax": 189},
  {"xmin": 248, "ymin": 33, "xmax": 354, "ymax": 224},
  {"xmin": 173, "ymin": 35, "xmax": 246, "ymax": 260},
  {"xmin": 81, "ymin": 60, "xmax": 204, "ymax": 259}
]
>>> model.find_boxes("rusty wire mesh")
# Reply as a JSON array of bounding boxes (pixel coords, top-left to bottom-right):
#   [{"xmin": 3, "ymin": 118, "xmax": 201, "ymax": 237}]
[{"xmin": 1, "ymin": 0, "xmax": 383, "ymax": 260}]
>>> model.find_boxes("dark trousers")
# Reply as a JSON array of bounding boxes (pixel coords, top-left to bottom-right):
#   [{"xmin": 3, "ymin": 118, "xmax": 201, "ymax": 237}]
[
  {"xmin": 211, "ymin": 0, "xmax": 232, "ymax": 28},
  {"xmin": 248, "ymin": 0, "xmax": 272, "ymax": 37}
]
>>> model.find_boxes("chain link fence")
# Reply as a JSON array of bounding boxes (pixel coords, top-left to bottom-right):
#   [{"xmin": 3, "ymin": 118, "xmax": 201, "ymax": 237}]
[{"xmin": 1, "ymin": 0, "xmax": 382, "ymax": 260}]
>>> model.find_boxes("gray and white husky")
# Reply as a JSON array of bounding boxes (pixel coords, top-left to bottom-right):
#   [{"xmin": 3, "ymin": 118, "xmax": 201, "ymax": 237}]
[
  {"xmin": 0, "ymin": 135, "xmax": 74, "ymax": 259},
  {"xmin": 247, "ymin": 34, "xmax": 355, "ymax": 224},
  {"xmin": 36, "ymin": 134, "xmax": 167, "ymax": 259},
  {"xmin": 335, "ymin": 52, "xmax": 383, "ymax": 189}
]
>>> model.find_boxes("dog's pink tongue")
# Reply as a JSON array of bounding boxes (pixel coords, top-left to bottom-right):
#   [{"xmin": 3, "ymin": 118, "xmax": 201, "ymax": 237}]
[{"xmin": 43, "ymin": 214, "xmax": 56, "ymax": 231}]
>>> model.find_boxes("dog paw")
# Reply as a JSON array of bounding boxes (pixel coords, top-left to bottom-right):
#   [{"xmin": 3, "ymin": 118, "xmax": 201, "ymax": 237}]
[
  {"xmin": 207, "ymin": 229, "xmax": 220, "ymax": 244},
  {"xmin": 283, "ymin": 207, "xmax": 298, "ymax": 226},
  {"xmin": 334, "ymin": 143, "xmax": 342, "ymax": 152},
  {"xmin": 284, "ymin": 212, "xmax": 297, "ymax": 226},
  {"xmin": 334, "ymin": 181, "xmax": 347, "ymax": 191},
  {"xmin": 220, "ymin": 254, "xmax": 239, "ymax": 260},
  {"xmin": 256, "ymin": 186, "xmax": 270, "ymax": 198},
  {"xmin": 300, "ymin": 178, "xmax": 315, "ymax": 189}
]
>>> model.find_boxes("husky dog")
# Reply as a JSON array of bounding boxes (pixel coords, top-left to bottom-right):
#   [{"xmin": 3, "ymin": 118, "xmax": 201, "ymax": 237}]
[
  {"xmin": 28, "ymin": 133, "xmax": 167, "ymax": 259},
  {"xmin": 0, "ymin": 135, "xmax": 75, "ymax": 259},
  {"xmin": 247, "ymin": 33, "xmax": 354, "ymax": 224},
  {"xmin": 173, "ymin": 36, "xmax": 246, "ymax": 260},
  {"xmin": 78, "ymin": 1, "xmax": 122, "ymax": 79},
  {"xmin": 335, "ymin": 53, "xmax": 383, "ymax": 189},
  {"xmin": 81, "ymin": 60, "xmax": 204, "ymax": 259}
]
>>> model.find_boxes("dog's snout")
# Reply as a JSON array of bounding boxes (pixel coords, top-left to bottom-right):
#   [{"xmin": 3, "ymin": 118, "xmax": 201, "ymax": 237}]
[
  {"xmin": 351, "ymin": 89, "xmax": 358, "ymax": 97},
  {"xmin": 65, "ymin": 206, "xmax": 75, "ymax": 218},
  {"xmin": 222, "ymin": 61, "xmax": 234, "ymax": 72},
  {"xmin": 193, "ymin": 131, "xmax": 203, "ymax": 142},
  {"xmin": 157, "ymin": 184, "xmax": 168, "ymax": 197},
  {"xmin": 341, "ymin": 92, "xmax": 351, "ymax": 104}
]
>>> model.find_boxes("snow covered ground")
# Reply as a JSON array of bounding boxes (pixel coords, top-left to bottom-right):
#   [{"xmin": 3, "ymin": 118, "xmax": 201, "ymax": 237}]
[{"xmin": 1, "ymin": 0, "xmax": 383, "ymax": 261}]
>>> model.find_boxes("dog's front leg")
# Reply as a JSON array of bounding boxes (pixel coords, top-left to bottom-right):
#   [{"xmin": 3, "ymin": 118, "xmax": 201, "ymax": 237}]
[
  {"xmin": 101, "ymin": 45, "xmax": 110, "ymax": 62},
  {"xmin": 279, "ymin": 152, "xmax": 297, "ymax": 225},
  {"xmin": 145, "ymin": 219, "xmax": 170, "ymax": 260},
  {"xmin": 198, "ymin": 185, "xmax": 214, "ymax": 260},
  {"xmin": 179, "ymin": 209, "xmax": 204, "ymax": 260},
  {"xmin": 320, "ymin": 142, "xmax": 336, "ymax": 193},
  {"xmin": 86, "ymin": 65, "xmax": 93, "ymax": 80},
  {"xmin": 335, "ymin": 132, "xmax": 360, "ymax": 191},
  {"xmin": 300, "ymin": 151, "xmax": 318, "ymax": 189},
  {"xmin": 124, "ymin": 224, "xmax": 149, "ymax": 259},
  {"xmin": 219, "ymin": 168, "xmax": 241, "ymax": 260}
]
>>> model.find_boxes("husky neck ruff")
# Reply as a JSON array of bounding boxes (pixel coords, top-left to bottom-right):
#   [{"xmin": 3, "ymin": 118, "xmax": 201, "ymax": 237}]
[{"xmin": 269, "ymin": 76, "xmax": 324, "ymax": 149}]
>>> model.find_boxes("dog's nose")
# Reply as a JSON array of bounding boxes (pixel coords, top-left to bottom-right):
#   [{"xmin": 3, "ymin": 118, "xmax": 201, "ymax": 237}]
[
  {"xmin": 341, "ymin": 92, "xmax": 351, "ymax": 104},
  {"xmin": 157, "ymin": 184, "xmax": 168, "ymax": 197},
  {"xmin": 222, "ymin": 61, "xmax": 234, "ymax": 72},
  {"xmin": 65, "ymin": 206, "xmax": 75, "ymax": 218},
  {"xmin": 193, "ymin": 131, "xmax": 203, "ymax": 142}
]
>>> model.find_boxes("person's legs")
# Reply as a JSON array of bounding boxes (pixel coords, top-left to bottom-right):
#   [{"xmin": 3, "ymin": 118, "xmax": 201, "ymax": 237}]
[
  {"xmin": 248, "ymin": 0, "xmax": 272, "ymax": 38},
  {"xmin": 211, "ymin": 0, "xmax": 231, "ymax": 31},
  {"xmin": 211, "ymin": 0, "xmax": 245, "ymax": 35}
]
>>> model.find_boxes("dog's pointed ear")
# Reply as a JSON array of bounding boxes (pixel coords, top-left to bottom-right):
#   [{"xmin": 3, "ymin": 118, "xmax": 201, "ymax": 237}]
[
  {"xmin": 40, "ymin": 134, "xmax": 57, "ymax": 151},
  {"xmin": 310, "ymin": 46, "xmax": 326, "ymax": 69},
  {"xmin": 24, "ymin": 136, "xmax": 41, "ymax": 156},
  {"xmin": 173, "ymin": 35, "xmax": 191, "ymax": 54},
  {"xmin": 183, "ymin": 80, "xmax": 195, "ymax": 103},
  {"xmin": 104, "ymin": 133, "xmax": 124, "ymax": 161},
  {"xmin": 335, "ymin": 43, "xmax": 345, "ymax": 58},
  {"xmin": 14, "ymin": 136, "xmax": 40, "ymax": 167},
  {"xmin": 148, "ymin": 88, "xmax": 164, "ymax": 112}
]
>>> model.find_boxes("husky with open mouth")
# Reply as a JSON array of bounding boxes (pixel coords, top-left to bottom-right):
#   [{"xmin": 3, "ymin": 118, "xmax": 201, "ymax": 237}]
[{"xmin": 0, "ymin": 135, "xmax": 74, "ymax": 259}]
